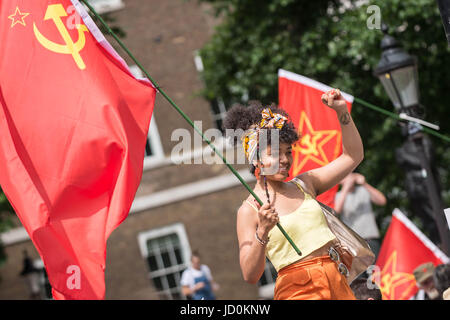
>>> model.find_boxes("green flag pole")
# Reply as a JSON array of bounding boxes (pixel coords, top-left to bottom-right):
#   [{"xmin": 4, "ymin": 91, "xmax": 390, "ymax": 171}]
[
  {"xmin": 79, "ymin": 0, "xmax": 302, "ymax": 256},
  {"xmin": 353, "ymin": 97, "xmax": 450, "ymax": 143}
]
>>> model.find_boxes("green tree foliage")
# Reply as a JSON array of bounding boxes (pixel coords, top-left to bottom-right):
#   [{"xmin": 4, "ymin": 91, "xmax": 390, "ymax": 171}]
[{"xmin": 198, "ymin": 0, "xmax": 450, "ymax": 236}]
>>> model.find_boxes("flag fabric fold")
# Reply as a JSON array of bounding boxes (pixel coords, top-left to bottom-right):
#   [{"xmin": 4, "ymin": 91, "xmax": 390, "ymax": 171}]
[
  {"xmin": 278, "ymin": 69, "xmax": 353, "ymax": 207},
  {"xmin": 0, "ymin": 0, "xmax": 156, "ymax": 299}
]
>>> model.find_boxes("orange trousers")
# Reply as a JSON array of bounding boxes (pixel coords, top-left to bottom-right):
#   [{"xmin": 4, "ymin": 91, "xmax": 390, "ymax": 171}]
[{"xmin": 274, "ymin": 255, "xmax": 356, "ymax": 300}]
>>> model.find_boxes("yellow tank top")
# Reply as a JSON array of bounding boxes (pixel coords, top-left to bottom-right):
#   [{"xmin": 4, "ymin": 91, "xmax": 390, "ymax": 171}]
[{"xmin": 246, "ymin": 178, "xmax": 336, "ymax": 272}]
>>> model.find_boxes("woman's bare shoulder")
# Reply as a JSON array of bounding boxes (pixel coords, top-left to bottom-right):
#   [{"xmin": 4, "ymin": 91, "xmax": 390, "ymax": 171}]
[
  {"xmin": 294, "ymin": 173, "xmax": 317, "ymax": 198},
  {"xmin": 237, "ymin": 198, "xmax": 259, "ymax": 225},
  {"xmin": 236, "ymin": 199, "xmax": 258, "ymax": 238},
  {"xmin": 239, "ymin": 198, "xmax": 258, "ymax": 215}
]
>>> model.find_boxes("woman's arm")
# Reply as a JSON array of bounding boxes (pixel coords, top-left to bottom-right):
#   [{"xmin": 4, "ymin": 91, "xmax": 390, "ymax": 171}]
[
  {"xmin": 236, "ymin": 201, "xmax": 278, "ymax": 284},
  {"xmin": 299, "ymin": 89, "xmax": 364, "ymax": 196},
  {"xmin": 204, "ymin": 265, "xmax": 220, "ymax": 292},
  {"xmin": 182, "ymin": 283, "xmax": 205, "ymax": 297}
]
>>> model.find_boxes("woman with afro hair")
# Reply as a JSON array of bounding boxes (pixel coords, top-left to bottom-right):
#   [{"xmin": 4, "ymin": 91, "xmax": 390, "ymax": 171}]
[{"xmin": 224, "ymin": 89, "xmax": 364, "ymax": 300}]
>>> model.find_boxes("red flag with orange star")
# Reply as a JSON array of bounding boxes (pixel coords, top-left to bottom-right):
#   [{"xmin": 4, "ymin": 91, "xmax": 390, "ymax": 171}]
[
  {"xmin": 278, "ymin": 69, "xmax": 353, "ymax": 207},
  {"xmin": 372, "ymin": 209, "xmax": 449, "ymax": 300},
  {"xmin": 0, "ymin": 0, "xmax": 156, "ymax": 299}
]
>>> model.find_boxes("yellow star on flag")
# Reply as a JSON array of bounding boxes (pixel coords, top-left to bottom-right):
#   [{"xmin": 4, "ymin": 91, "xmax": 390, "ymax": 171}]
[
  {"xmin": 8, "ymin": 6, "xmax": 30, "ymax": 28},
  {"xmin": 291, "ymin": 111, "xmax": 341, "ymax": 176},
  {"xmin": 372, "ymin": 251, "xmax": 417, "ymax": 300}
]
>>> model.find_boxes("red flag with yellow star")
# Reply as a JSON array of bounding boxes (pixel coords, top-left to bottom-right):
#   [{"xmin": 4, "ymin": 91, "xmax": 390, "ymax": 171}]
[
  {"xmin": 0, "ymin": 0, "xmax": 156, "ymax": 299},
  {"xmin": 372, "ymin": 209, "xmax": 449, "ymax": 300},
  {"xmin": 278, "ymin": 69, "xmax": 353, "ymax": 207}
]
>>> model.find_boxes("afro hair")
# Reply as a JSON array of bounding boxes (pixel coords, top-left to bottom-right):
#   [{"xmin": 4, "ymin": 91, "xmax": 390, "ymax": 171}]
[
  {"xmin": 222, "ymin": 101, "xmax": 299, "ymax": 175},
  {"xmin": 222, "ymin": 100, "xmax": 299, "ymax": 146}
]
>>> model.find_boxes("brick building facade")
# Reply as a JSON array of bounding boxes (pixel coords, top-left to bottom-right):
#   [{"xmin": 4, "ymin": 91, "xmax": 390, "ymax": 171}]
[{"xmin": 0, "ymin": 0, "xmax": 277, "ymax": 300}]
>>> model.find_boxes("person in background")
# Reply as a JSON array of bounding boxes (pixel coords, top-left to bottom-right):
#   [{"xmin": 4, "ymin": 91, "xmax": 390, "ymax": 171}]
[
  {"xmin": 432, "ymin": 263, "xmax": 450, "ymax": 300},
  {"xmin": 349, "ymin": 277, "xmax": 382, "ymax": 300},
  {"xmin": 334, "ymin": 172, "xmax": 386, "ymax": 259},
  {"xmin": 412, "ymin": 262, "xmax": 440, "ymax": 300},
  {"xmin": 180, "ymin": 251, "xmax": 219, "ymax": 300}
]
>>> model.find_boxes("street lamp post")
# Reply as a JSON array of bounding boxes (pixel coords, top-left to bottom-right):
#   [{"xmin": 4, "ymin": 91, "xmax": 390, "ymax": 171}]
[{"xmin": 374, "ymin": 24, "xmax": 450, "ymax": 256}]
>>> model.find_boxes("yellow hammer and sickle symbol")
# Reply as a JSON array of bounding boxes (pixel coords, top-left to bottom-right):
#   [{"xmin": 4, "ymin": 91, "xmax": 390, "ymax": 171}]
[
  {"xmin": 33, "ymin": 4, "xmax": 88, "ymax": 70},
  {"xmin": 299, "ymin": 134, "xmax": 319, "ymax": 156}
]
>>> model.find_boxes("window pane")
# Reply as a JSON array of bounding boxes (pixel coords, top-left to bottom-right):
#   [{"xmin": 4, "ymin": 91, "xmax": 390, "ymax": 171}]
[
  {"xmin": 174, "ymin": 248, "xmax": 183, "ymax": 264},
  {"xmin": 147, "ymin": 255, "xmax": 158, "ymax": 272},
  {"xmin": 166, "ymin": 273, "xmax": 177, "ymax": 289},
  {"xmin": 145, "ymin": 140, "xmax": 153, "ymax": 157},
  {"xmin": 158, "ymin": 236, "xmax": 169, "ymax": 251},
  {"xmin": 391, "ymin": 66, "xmax": 419, "ymax": 108},
  {"xmin": 152, "ymin": 276, "xmax": 163, "ymax": 291},
  {"xmin": 170, "ymin": 233, "xmax": 179, "ymax": 244},
  {"xmin": 161, "ymin": 251, "xmax": 172, "ymax": 268},
  {"xmin": 146, "ymin": 240, "xmax": 156, "ymax": 254},
  {"xmin": 142, "ymin": 229, "xmax": 187, "ymax": 300},
  {"xmin": 216, "ymin": 119, "xmax": 224, "ymax": 131},
  {"xmin": 210, "ymin": 99, "xmax": 221, "ymax": 116}
]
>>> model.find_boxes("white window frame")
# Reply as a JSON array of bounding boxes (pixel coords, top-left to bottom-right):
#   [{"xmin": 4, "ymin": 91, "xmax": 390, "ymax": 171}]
[
  {"xmin": 32, "ymin": 259, "xmax": 53, "ymax": 300},
  {"xmin": 83, "ymin": 0, "xmax": 125, "ymax": 14},
  {"xmin": 193, "ymin": 51, "xmax": 249, "ymax": 130},
  {"xmin": 127, "ymin": 64, "xmax": 165, "ymax": 167},
  {"xmin": 143, "ymin": 115, "xmax": 165, "ymax": 164},
  {"xmin": 211, "ymin": 97, "xmax": 228, "ymax": 125},
  {"xmin": 193, "ymin": 51, "xmax": 227, "ymax": 130},
  {"xmin": 137, "ymin": 223, "xmax": 192, "ymax": 300}
]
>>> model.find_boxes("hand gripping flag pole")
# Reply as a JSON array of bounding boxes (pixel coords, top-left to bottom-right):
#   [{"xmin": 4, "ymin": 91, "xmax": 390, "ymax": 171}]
[{"xmin": 79, "ymin": 0, "xmax": 302, "ymax": 256}]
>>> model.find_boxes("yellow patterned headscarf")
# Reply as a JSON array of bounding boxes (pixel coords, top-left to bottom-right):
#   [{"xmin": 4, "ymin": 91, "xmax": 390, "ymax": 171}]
[
  {"xmin": 260, "ymin": 108, "xmax": 288, "ymax": 129},
  {"xmin": 241, "ymin": 108, "xmax": 288, "ymax": 162}
]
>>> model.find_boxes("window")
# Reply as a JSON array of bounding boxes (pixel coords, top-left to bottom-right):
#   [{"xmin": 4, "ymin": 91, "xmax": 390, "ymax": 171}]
[
  {"xmin": 209, "ymin": 98, "xmax": 229, "ymax": 132},
  {"xmin": 193, "ymin": 51, "xmax": 249, "ymax": 131},
  {"xmin": 127, "ymin": 65, "xmax": 165, "ymax": 165},
  {"xmin": 258, "ymin": 258, "xmax": 277, "ymax": 299},
  {"xmin": 137, "ymin": 223, "xmax": 191, "ymax": 300},
  {"xmin": 33, "ymin": 260, "xmax": 53, "ymax": 300},
  {"xmin": 144, "ymin": 116, "xmax": 164, "ymax": 163},
  {"xmin": 84, "ymin": 0, "xmax": 125, "ymax": 14}
]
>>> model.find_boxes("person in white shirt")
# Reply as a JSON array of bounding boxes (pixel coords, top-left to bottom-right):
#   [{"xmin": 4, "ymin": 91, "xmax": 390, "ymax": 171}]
[
  {"xmin": 181, "ymin": 251, "xmax": 219, "ymax": 300},
  {"xmin": 335, "ymin": 172, "xmax": 386, "ymax": 259}
]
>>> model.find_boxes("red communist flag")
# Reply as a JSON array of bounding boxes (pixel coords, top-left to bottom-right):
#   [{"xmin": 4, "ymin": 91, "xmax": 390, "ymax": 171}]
[
  {"xmin": 0, "ymin": 0, "xmax": 156, "ymax": 299},
  {"xmin": 372, "ymin": 209, "xmax": 449, "ymax": 300},
  {"xmin": 278, "ymin": 69, "xmax": 353, "ymax": 208}
]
